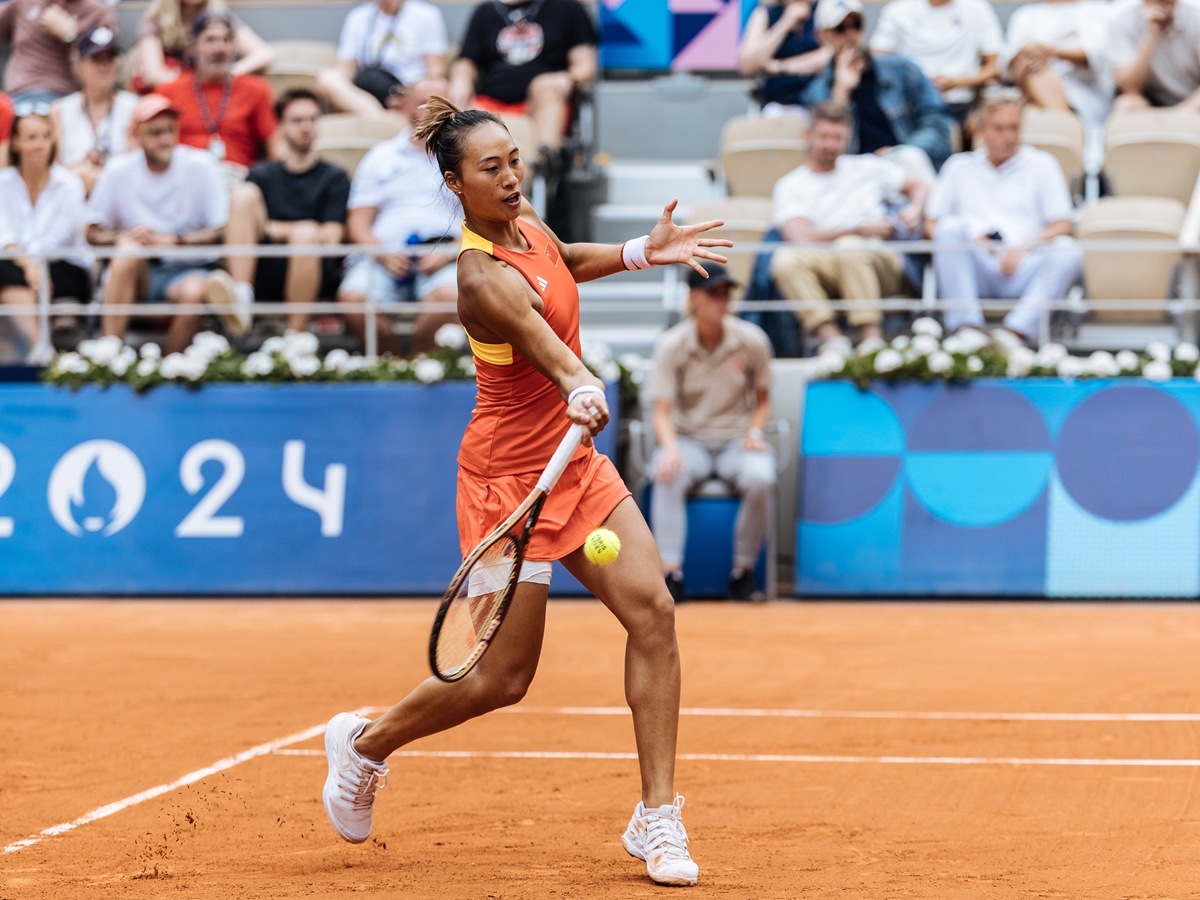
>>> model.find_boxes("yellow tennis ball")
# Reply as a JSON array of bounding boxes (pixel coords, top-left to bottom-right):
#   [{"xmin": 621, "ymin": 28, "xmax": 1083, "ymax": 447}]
[{"xmin": 584, "ymin": 528, "xmax": 621, "ymax": 565}]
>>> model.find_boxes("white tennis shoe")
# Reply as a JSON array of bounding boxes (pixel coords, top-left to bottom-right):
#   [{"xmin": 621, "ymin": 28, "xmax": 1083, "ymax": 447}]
[
  {"xmin": 322, "ymin": 712, "xmax": 388, "ymax": 843},
  {"xmin": 622, "ymin": 794, "xmax": 699, "ymax": 886}
]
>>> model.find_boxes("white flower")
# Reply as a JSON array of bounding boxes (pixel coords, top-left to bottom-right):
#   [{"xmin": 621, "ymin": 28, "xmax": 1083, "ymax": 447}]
[
  {"xmin": 57, "ymin": 351, "xmax": 89, "ymax": 374},
  {"xmin": 954, "ymin": 328, "xmax": 990, "ymax": 354},
  {"xmin": 261, "ymin": 336, "xmax": 286, "ymax": 355},
  {"xmin": 856, "ymin": 336, "xmax": 887, "ymax": 357},
  {"xmin": 139, "ymin": 342, "xmax": 162, "ymax": 361},
  {"xmin": 581, "ymin": 340, "xmax": 613, "ymax": 369},
  {"xmin": 288, "ymin": 355, "xmax": 321, "ymax": 378},
  {"xmin": 927, "ymin": 350, "xmax": 953, "ymax": 374},
  {"xmin": 108, "ymin": 346, "xmax": 138, "ymax": 377},
  {"xmin": 599, "ymin": 360, "xmax": 620, "ymax": 382},
  {"xmin": 241, "ymin": 351, "xmax": 275, "ymax": 377},
  {"xmin": 1034, "ymin": 343, "xmax": 1068, "ymax": 368},
  {"xmin": 458, "ymin": 356, "xmax": 476, "ymax": 378},
  {"xmin": 874, "ymin": 348, "xmax": 903, "ymax": 373},
  {"xmin": 890, "ymin": 335, "xmax": 910, "ymax": 351},
  {"xmin": 78, "ymin": 335, "xmax": 124, "ymax": 366},
  {"xmin": 323, "ymin": 348, "xmax": 350, "ymax": 372},
  {"xmin": 1115, "ymin": 349, "xmax": 1140, "ymax": 372},
  {"xmin": 619, "ymin": 352, "xmax": 647, "ymax": 384},
  {"xmin": 136, "ymin": 358, "xmax": 158, "ymax": 378},
  {"xmin": 414, "ymin": 358, "xmax": 445, "ymax": 383},
  {"xmin": 1175, "ymin": 342, "xmax": 1200, "ymax": 363},
  {"xmin": 434, "ymin": 323, "xmax": 468, "ymax": 350},
  {"xmin": 812, "ymin": 350, "xmax": 847, "ymax": 377},
  {"xmin": 191, "ymin": 331, "xmax": 230, "ymax": 358},
  {"xmin": 966, "ymin": 355, "xmax": 984, "ymax": 373},
  {"xmin": 1086, "ymin": 350, "xmax": 1119, "ymax": 378},
  {"xmin": 1057, "ymin": 355, "xmax": 1086, "ymax": 379},
  {"xmin": 159, "ymin": 353, "xmax": 187, "ymax": 379},
  {"xmin": 343, "ymin": 355, "xmax": 372, "ymax": 373},
  {"xmin": 910, "ymin": 333, "xmax": 940, "ymax": 356},
  {"xmin": 1146, "ymin": 341, "xmax": 1172, "ymax": 362},
  {"xmin": 818, "ymin": 334, "xmax": 853, "ymax": 357},
  {"xmin": 1006, "ymin": 346, "xmax": 1036, "ymax": 378},
  {"xmin": 181, "ymin": 356, "xmax": 207, "ymax": 381},
  {"xmin": 283, "ymin": 330, "xmax": 320, "ymax": 358},
  {"xmin": 912, "ymin": 317, "xmax": 943, "ymax": 338},
  {"xmin": 1143, "ymin": 359, "xmax": 1172, "ymax": 382}
]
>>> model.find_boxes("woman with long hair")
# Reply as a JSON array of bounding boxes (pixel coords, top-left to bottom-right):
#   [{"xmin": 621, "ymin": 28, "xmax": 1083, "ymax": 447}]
[
  {"xmin": 0, "ymin": 109, "xmax": 91, "ymax": 361},
  {"xmin": 134, "ymin": 0, "xmax": 274, "ymax": 91},
  {"xmin": 320, "ymin": 97, "xmax": 732, "ymax": 887}
]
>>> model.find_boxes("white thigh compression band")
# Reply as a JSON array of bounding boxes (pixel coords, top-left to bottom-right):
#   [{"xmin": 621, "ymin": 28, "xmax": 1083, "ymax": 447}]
[{"xmin": 518, "ymin": 560, "xmax": 553, "ymax": 585}]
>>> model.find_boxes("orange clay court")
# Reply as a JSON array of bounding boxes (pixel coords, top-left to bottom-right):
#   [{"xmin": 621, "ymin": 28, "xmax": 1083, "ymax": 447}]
[{"xmin": 4, "ymin": 598, "xmax": 1200, "ymax": 898}]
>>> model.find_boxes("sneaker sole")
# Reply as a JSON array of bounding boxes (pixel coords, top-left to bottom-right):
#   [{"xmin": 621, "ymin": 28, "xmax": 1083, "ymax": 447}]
[
  {"xmin": 623, "ymin": 832, "xmax": 697, "ymax": 886},
  {"xmin": 206, "ymin": 273, "xmax": 251, "ymax": 337},
  {"xmin": 322, "ymin": 717, "xmax": 370, "ymax": 844}
]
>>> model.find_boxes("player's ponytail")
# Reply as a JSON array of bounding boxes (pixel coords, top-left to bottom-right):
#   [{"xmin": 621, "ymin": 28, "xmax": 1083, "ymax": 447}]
[{"xmin": 414, "ymin": 95, "xmax": 506, "ymax": 178}]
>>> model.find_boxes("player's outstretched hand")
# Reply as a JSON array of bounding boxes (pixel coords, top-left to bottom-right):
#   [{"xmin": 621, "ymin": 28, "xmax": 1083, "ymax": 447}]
[{"xmin": 645, "ymin": 199, "xmax": 734, "ymax": 278}]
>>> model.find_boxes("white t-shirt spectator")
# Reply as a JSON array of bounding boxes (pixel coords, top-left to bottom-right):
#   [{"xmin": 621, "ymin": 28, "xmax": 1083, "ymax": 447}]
[
  {"xmin": 349, "ymin": 129, "xmax": 461, "ymax": 245},
  {"xmin": 0, "ymin": 165, "xmax": 90, "ymax": 266},
  {"xmin": 87, "ymin": 146, "xmax": 229, "ymax": 260},
  {"xmin": 1105, "ymin": 0, "xmax": 1200, "ymax": 105},
  {"xmin": 1003, "ymin": 1, "xmax": 1112, "ymax": 125},
  {"xmin": 336, "ymin": 0, "xmax": 448, "ymax": 86},
  {"xmin": 772, "ymin": 154, "xmax": 908, "ymax": 232},
  {"xmin": 926, "ymin": 146, "xmax": 1073, "ymax": 244},
  {"xmin": 869, "ymin": 0, "xmax": 1004, "ymax": 104}
]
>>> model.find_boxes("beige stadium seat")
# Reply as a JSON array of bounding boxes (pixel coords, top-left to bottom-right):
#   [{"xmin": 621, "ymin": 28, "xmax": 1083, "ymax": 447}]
[
  {"xmin": 1105, "ymin": 110, "xmax": 1200, "ymax": 204},
  {"xmin": 314, "ymin": 113, "xmax": 407, "ymax": 176},
  {"xmin": 719, "ymin": 115, "xmax": 808, "ymax": 198},
  {"xmin": 686, "ymin": 197, "xmax": 774, "ymax": 303},
  {"xmin": 1077, "ymin": 196, "xmax": 1185, "ymax": 322},
  {"xmin": 1022, "ymin": 107, "xmax": 1084, "ymax": 185},
  {"xmin": 266, "ymin": 41, "xmax": 338, "ymax": 98}
]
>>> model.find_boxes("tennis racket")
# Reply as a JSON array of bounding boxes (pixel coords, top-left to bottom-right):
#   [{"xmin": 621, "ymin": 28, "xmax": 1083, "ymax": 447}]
[{"xmin": 429, "ymin": 423, "xmax": 585, "ymax": 682}]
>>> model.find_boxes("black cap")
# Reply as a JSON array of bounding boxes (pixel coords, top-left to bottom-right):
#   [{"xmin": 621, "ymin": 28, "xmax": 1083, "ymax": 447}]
[
  {"xmin": 191, "ymin": 10, "xmax": 236, "ymax": 40},
  {"xmin": 686, "ymin": 262, "xmax": 738, "ymax": 292},
  {"xmin": 77, "ymin": 25, "xmax": 118, "ymax": 58}
]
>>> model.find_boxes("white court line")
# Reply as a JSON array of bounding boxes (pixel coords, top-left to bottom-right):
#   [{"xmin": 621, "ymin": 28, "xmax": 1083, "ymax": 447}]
[
  {"xmin": 272, "ymin": 748, "xmax": 1200, "ymax": 767},
  {"xmin": 484, "ymin": 706, "xmax": 1200, "ymax": 723},
  {"xmin": 1, "ymin": 706, "xmax": 373, "ymax": 856}
]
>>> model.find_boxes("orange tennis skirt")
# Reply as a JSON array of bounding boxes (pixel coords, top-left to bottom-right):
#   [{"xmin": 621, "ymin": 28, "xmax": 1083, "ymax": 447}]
[{"xmin": 457, "ymin": 449, "xmax": 631, "ymax": 561}]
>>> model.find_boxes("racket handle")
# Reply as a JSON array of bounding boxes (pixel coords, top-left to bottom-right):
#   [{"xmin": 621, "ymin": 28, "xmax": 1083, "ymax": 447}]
[{"xmin": 536, "ymin": 424, "xmax": 585, "ymax": 493}]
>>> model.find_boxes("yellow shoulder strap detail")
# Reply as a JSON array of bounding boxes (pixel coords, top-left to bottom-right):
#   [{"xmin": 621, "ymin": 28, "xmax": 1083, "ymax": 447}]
[
  {"xmin": 468, "ymin": 334, "xmax": 514, "ymax": 366},
  {"xmin": 458, "ymin": 221, "xmax": 494, "ymax": 259}
]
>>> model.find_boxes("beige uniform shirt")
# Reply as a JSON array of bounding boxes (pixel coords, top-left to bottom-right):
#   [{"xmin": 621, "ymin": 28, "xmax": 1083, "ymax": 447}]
[{"xmin": 649, "ymin": 316, "xmax": 774, "ymax": 443}]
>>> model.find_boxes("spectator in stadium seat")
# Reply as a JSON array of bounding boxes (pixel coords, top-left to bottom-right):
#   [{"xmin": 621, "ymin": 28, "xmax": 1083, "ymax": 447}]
[
  {"xmin": 648, "ymin": 263, "xmax": 775, "ymax": 604},
  {"xmin": 50, "ymin": 26, "xmax": 139, "ymax": 197},
  {"xmin": 87, "ymin": 95, "xmax": 234, "ymax": 353},
  {"xmin": 216, "ymin": 89, "xmax": 351, "ymax": 334},
  {"xmin": 1107, "ymin": 0, "xmax": 1200, "ymax": 113},
  {"xmin": 337, "ymin": 78, "xmax": 461, "ymax": 356},
  {"xmin": 802, "ymin": 0, "xmax": 953, "ymax": 179},
  {"xmin": 317, "ymin": 0, "xmax": 448, "ymax": 117},
  {"xmin": 738, "ymin": 0, "xmax": 833, "ymax": 115},
  {"xmin": 0, "ymin": 109, "xmax": 90, "ymax": 361},
  {"xmin": 448, "ymin": 0, "xmax": 597, "ymax": 172},
  {"xmin": 0, "ymin": 0, "xmax": 116, "ymax": 105},
  {"xmin": 770, "ymin": 101, "xmax": 928, "ymax": 347},
  {"xmin": 1003, "ymin": 0, "xmax": 1113, "ymax": 130},
  {"xmin": 926, "ymin": 89, "xmax": 1081, "ymax": 341},
  {"xmin": 135, "ymin": 0, "xmax": 275, "ymax": 92},
  {"xmin": 155, "ymin": 12, "xmax": 279, "ymax": 174},
  {"xmin": 868, "ymin": 0, "xmax": 1003, "ymax": 133}
]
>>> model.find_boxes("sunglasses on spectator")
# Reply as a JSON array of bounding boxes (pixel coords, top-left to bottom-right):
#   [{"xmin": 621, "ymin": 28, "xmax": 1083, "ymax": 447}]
[
  {"xmin": 834, "ymin": 15, "xmax": 863, "ymax": 32},
  {"xmin": 14, "ymin": 100, "xmax": 52, "ymax": 117}
]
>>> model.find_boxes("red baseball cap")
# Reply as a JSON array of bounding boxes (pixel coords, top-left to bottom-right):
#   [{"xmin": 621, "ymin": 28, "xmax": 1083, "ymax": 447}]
[{"xmin": 130, "ymin": 94, "xmax": 179, "ymax": 128}]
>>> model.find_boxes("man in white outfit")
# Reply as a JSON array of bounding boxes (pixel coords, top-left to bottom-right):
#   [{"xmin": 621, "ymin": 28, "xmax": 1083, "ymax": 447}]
[
  {"xmin": 1106, "ymin": 0, "xmax": 1200, "ymax": 112},
  {"xmin": 927, "ymin": 88, "xmax": 1081, "ymax": 340}
]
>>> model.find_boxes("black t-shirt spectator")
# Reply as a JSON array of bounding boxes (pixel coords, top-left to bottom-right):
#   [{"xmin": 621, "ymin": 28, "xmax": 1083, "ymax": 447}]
[
  {"xmin": 459, "ymin": 0, "xmax": 597, "ymax": 104},
  {"xmin": 247, "ymin": 159, "xmax": 351, "ymax": 224}
]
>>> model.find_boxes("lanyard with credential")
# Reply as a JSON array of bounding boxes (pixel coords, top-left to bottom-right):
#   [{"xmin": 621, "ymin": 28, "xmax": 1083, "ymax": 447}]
[
  {"xmin": 192, "ymin": 73, "xmax": 233, "ymax": 160},
  {"xmin": 363, "ymin": 5, "xmax": 401, "ymax": 66}
]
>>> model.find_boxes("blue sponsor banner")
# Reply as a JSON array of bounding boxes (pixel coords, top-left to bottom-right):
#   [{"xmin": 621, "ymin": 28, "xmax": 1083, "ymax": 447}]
[
  {"xmin": 0, "ymin": 382, "xmax": 618, "ymax": 596},
  {"xmin": 798, "ymin": 379, "xmax": 1200, "ymax": 597}
]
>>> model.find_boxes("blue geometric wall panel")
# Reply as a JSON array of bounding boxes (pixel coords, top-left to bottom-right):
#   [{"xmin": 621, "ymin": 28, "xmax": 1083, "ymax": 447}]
[{"xmin": 798, "ymin": 379, "xmax": 1200, "ymax": 597}]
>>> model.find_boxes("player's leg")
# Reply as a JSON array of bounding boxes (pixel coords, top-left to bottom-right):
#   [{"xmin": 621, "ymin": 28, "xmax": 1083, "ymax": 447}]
[
  {"xmin": 560, "ymin": 496, "xmax": 698, "ymax": 885},
  {"xmin": 322, "ymin": 579, "xmax": 549, "ymax": 843}
]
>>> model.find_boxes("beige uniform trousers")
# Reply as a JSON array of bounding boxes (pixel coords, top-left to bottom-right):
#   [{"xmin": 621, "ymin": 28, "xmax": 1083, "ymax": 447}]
[{"xmin": 769, "ymin": 236, "xmax": 908, "ymax": 333}]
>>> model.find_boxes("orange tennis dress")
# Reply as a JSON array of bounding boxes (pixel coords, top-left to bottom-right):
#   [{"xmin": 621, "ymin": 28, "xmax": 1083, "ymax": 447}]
[{"xmin": 456, "ymin": 218, "xmax": 631, "ymax": 562}]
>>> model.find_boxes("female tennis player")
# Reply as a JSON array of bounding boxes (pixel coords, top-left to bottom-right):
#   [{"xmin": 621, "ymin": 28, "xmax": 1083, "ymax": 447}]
[{"xmin": 322, "ymin": 97, "xmax": 731, "ymax": 887}]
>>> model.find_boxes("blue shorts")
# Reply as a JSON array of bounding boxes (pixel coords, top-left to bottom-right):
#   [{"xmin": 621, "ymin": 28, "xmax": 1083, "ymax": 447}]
[
  {"xmin": 147, "ymin": 260, "xmax": 216, "ymax": 301},
  {"xmin": 337, "ymin": 258, "xmax": 457, "ymax": 305}
]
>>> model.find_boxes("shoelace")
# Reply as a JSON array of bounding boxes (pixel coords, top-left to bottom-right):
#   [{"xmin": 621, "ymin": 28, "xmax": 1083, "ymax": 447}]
[
  {"xmin": 339, "ymin": 760, "xmax": 388, "ymax": 811},
  {"xmin": 643, "ymin": 795, "xmax": 690, "ymax": 862}
]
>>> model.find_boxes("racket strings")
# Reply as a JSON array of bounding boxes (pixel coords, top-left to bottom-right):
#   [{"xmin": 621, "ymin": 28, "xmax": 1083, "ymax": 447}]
[{"xmin": 434, "ymin": 535, "xmax": 520, "ymax": 679}]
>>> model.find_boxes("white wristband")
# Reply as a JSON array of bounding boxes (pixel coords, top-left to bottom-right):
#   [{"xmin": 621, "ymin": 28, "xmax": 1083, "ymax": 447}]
[
  {"xmin": 568, "ymin": 385, "xmax": 605, "ymax": 406},
  {"xmin": 621, "ymin": 235, "xmax": 651, "ymax": 271}
]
